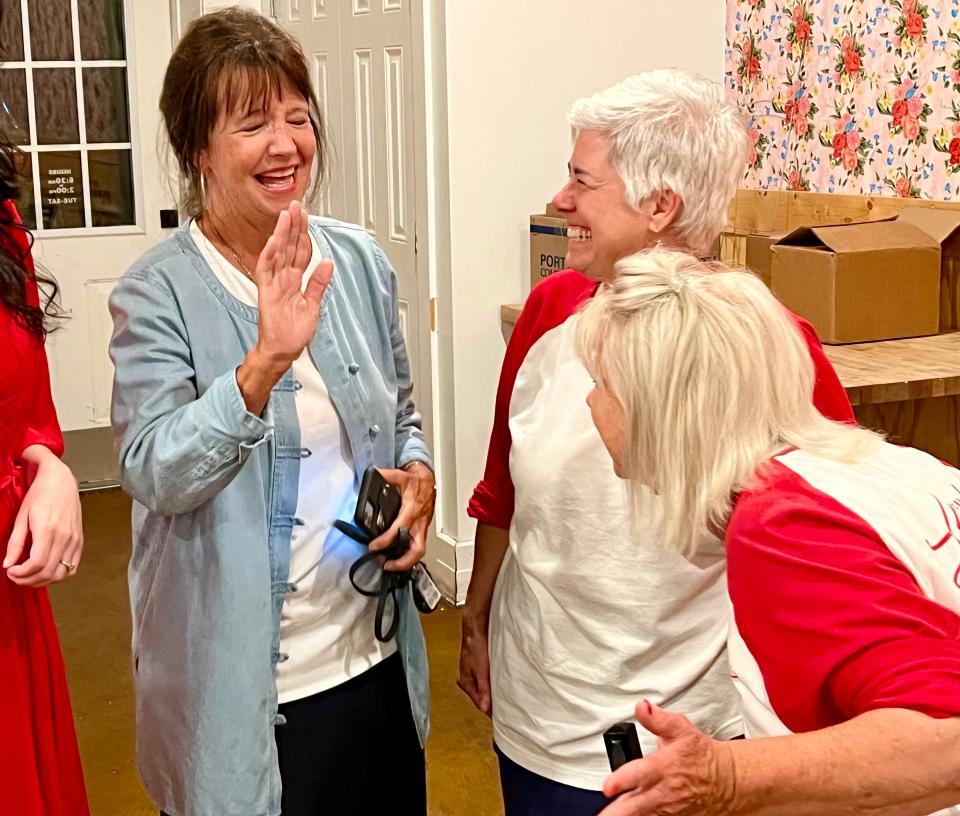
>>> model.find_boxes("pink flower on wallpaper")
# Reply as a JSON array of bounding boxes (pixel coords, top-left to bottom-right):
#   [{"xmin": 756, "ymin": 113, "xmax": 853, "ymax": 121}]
[
  {"xmin": 726, "ymin": 0, "xmax": 960, "ymax": 197},
  {"xmin": 746, "ymin": 124, "xmax": 769, "ymax": 170},
  {"xmin": 779, "ymin": 79, "xmax": 817, "ymax": 141},
  {"xmin": 892, "ymin": 0, "xmax": 929, "ymax": 46},
  {"xmin": 786, "ymin": 2, "xmax": 815, "ymax": 53},
  {"xmin": 820, "ymin": 110, "xmax": 873, "ymax": 180},
  {"xmin": 832, "ymin": 27, "xmax": 866, "ymax": 90},
  {"xmin": 880, "ymin": 76, "xmax": 933, "ymax": 146},
  {"xmin": 886, "ymin": 171, "xmax": 922, "ymax": 198},
  {"xmin": 906, "ymin": 13, "xmax": 924, "ymax": 38},
  {"xmin": 735, "ymin": 34, "xmax": 762, "ymax": 89},
  {"xmin": 934, "ymin": 103, "xmax": 960, "ymax": 173}
]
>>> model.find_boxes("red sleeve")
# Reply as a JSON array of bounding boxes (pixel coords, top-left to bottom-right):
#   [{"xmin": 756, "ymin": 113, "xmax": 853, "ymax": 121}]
[
  {"xmin": 786, "ymin": 310, "xmax": 856, "ymax": 424},
  {"xmin": 467, "ymin": 271, "xmax": 596, "ymax": 529},
  {"xmin": 727, "ymin": 462, "xmax": 960, "ymax": 733},
  {"xmin": 4, "ymin": 201, "xmax": 64, "ymax": 458},
  {"xmin": 20, "ymin": 319, "xmax": 64, "ymax": 457}
]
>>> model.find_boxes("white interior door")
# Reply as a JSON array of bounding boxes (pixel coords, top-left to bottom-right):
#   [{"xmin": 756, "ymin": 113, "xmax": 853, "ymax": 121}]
[{"xmin": 274, "ymin": 1, "xmax": 426, "ymax": 422}]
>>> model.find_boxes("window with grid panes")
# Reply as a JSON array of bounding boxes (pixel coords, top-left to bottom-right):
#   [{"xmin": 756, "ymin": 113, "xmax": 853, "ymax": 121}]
[{"xmin": 0, "ymin": 0, "xmax": 137, "ymax": 233}]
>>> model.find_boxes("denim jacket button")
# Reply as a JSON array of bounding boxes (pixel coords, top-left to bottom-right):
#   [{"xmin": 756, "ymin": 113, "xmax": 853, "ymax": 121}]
[
  {"xmin": 369, "ymin": 424, "xmax": 380, "ymax": 437},
  {"xmin": 348, "ymin": 363, "xmax": 360, "ymax": 375},
  {"xmin": 293, "ymin": 380, "xmax": 303, "ymax": 391},
  {"xmin": 300, "ymin": 448, "xmax": 312, "ymax": 459}
]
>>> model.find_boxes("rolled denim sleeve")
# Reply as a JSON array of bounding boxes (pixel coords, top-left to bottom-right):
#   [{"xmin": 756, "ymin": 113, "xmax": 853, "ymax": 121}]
[{"xmin": 109, "ymin": 272, "xmax": 271, "ymax": 516}]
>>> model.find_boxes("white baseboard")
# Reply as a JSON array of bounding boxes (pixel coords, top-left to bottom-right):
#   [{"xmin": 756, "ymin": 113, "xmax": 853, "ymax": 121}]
[{"xmin": 425, "ymin": 531, "xmax": 474, "ymax": 605}]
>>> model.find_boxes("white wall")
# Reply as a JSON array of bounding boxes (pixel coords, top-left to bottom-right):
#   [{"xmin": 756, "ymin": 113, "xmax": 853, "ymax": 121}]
[{"xmin": 434, "ymin": 0, "xmax": 725, "ymax": 598}]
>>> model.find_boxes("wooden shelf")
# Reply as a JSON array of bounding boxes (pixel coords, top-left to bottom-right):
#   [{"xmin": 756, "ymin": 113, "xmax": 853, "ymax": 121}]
[
  {"xmin": 501, "ymin": 303, "xmax": 522, "ymax": 325},
  {"xmin": 824, "ymin": 332, "xmax": 960, "ymax": 407},
  {"xmin": 500, "ymin": 302, "xmax": 960, "ymax": 408}
]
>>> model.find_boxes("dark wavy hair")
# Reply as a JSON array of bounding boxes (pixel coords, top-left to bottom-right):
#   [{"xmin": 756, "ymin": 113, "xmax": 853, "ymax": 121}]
[{"xmin": 0, "ymin": 128, "xmax": 62, "ymax": 340}]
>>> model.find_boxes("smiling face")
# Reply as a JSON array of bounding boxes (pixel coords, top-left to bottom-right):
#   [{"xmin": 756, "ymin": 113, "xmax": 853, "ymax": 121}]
[
  {"xmin": 551, "ymin": 130, "xmax": 658, "ymax": 281},
  {"xmin": 199, "ymin": 77, "xmax": 316, "ymax": 233}
]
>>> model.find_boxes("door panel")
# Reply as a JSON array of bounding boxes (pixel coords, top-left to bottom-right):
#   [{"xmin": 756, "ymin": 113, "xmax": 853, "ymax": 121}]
[{"xmin": 276, "ymin": 2, "xmax": 423, "ymax": 411}]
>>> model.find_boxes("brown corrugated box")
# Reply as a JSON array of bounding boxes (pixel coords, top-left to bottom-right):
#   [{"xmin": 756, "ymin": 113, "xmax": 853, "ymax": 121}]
[
  {"xmin": 530, "ymin": 203, "xmax": 568, "ymax": 290},
  {"xmin": 897, "ymin": 207, "xmax": 960, "ymax": 333},
  {"xmin": 744, "ymin": 233, "xmax": 785, "ymax": 288},
  {"xmin": 771, "ymin": 216, "xmax": 941, "ymax": 344}
]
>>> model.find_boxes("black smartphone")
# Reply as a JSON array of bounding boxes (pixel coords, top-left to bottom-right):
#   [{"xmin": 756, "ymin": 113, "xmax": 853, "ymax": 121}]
[
  {"xmin": 355, "ymin": 466, "xmax": 402, "ymax": 539},
  {"xmin": 603, "ymin": 722, "xmax": 643, "ymax": 771}
]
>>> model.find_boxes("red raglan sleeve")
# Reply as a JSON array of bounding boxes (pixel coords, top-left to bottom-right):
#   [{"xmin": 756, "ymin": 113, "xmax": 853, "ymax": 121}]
[
  {"xmin": 467, "ymin": 272, "xmax": 594, "ymax": 529},
  {"xmin": 467, "ymin": 291, "xmax": 547, "ymax": 529},
  {"xmin": 727, "ymin": 466, "xmax": 960, "ymax": 734}
]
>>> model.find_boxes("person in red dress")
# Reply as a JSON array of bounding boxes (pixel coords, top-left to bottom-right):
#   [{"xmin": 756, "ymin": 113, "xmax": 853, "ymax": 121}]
[{"xmin": 0, "ymin": 129, "xmax": 89, "ymax": 815}]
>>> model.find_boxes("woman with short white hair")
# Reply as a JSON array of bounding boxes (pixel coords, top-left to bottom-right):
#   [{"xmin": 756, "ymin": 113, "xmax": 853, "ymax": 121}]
[
  {"xmin": 460, "ymin": 71, "xmax": 855, "ymax": 814},
  {"xmin": 576, "ymin": 249, "xmax": 960, "ymax": 816}
]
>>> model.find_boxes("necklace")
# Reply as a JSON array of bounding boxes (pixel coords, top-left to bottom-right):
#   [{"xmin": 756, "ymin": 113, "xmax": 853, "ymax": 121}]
[{"xmin": 199, "ymin": 214, "xmax": 256, "ymax": 282}]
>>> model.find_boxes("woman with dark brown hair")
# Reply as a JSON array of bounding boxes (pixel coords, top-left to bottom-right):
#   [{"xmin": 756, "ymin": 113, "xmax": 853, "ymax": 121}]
[
  {"xmin": 0, "ymin": 125, "xmax": 88, "ymax": 814},
  {"xmin": 108, "ymin": 9, "xmax": 433, "ymax": 816}
]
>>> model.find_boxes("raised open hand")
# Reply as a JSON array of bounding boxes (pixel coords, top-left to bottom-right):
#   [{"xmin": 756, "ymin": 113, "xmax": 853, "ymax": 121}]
[{"xmin": 254, "ymin": 200, "xmax": 333, "ymax": 367}]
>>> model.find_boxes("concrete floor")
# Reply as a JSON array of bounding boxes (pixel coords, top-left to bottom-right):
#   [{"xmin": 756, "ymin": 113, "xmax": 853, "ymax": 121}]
[{"xmin": 48, "ymin": 489, "xmax": 502, "ymax": 816}]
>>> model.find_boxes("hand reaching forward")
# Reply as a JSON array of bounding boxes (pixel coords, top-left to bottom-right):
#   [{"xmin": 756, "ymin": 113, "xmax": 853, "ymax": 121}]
[{"xmin": 598, "ymin": 701, "xmax": 737, "ymax": 816}]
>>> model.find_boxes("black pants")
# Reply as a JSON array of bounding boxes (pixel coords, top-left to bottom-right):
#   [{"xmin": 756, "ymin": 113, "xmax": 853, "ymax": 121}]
[
  {"xmin": 163, "ymin": 652, "xmax": 425, "ymax": 816},
  {"xmin": 275, "ymin": 652, "xmax": 425, "ymax": 815}
]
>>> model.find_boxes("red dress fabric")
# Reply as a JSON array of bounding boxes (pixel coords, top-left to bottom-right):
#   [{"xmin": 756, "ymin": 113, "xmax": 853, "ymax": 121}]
[{"xmin": 0, "ymin": 200, "xmax": 89, "ymax": 815}]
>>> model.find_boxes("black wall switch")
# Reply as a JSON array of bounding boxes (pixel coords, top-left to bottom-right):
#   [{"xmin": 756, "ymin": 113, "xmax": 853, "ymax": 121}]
[{"xmin": 160, "ymin": 209, "xmax": 179, "ymax": 229}]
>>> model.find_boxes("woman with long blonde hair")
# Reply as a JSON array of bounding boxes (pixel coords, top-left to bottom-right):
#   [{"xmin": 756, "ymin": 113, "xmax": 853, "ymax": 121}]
[{"xmin": 578, "ymin": 249, "xmax": 960, "ymax": 816}]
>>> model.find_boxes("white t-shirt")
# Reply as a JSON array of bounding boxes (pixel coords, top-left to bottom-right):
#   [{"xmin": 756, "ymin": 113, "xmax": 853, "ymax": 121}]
[
  {"xmin": 191, "ymin": 220, "xmax": 395, "ymax": 703},
  {"xmin": 489, "ymin": 311, "xmax": 740, "ymax": 790}
]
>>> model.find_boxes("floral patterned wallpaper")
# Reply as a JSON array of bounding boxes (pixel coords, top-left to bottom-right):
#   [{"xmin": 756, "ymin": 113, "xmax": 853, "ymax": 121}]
[{"xmin": 726, "ymin": 0, "xmax": 960, "ymax": 198}]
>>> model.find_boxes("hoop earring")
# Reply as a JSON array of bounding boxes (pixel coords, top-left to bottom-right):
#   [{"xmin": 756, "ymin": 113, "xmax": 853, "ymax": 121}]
[{"xmin": 199, "ymin": 172, "xmax": 207, "ymax": 212}]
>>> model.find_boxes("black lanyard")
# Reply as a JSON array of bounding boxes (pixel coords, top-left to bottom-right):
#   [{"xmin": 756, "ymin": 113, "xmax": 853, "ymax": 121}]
[{"xmin": 336, "ymin": 521, "xmax": 411, "ymax": 642}]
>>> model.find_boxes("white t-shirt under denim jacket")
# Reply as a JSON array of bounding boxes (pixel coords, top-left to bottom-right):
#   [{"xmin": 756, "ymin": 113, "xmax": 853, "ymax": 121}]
[
  {"xmin": 108, "ymin": 216, "xmax": 430, "ymax": 816},
  {"xmin": 191, "ymin": 220, "xmax": 397, "ymax": 702}
]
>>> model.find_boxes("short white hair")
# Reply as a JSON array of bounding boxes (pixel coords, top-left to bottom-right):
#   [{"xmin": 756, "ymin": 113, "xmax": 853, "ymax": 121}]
[
  {"xmin": 576, "ymin": 250, "xmax": 880, "ymax": 558},
  {"xmin": 568, "ymin": 70, "xmax": 749, "ymax": 254}
]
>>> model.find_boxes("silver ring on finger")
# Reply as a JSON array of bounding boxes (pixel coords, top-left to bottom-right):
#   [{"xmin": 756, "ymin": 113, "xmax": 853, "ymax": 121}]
[{"xmin": 59, "ymin": 559, "xmax": 77, "ymax": 574}]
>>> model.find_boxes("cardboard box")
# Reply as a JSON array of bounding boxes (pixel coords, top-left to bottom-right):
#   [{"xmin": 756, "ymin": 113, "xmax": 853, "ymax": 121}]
[
  {"xmin": 771, "ymin": 219, "xmax": 941, "ymax": 344},
  {"xmin": 530, "ymin": 210, "xmax": 568, "ymax": 290},
  {"xmin": 744, "ymin": 233, "xmax": 785, "ymax": 288},
  {"xmin": 896, "ymin": 207, "xmax": 960, "ymax": 333}
]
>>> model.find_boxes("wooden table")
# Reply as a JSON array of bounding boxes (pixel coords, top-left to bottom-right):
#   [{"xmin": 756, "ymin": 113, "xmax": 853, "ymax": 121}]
[{"xmin": 502, "ymin": 304, "xmax": 960, "ymax": 464}]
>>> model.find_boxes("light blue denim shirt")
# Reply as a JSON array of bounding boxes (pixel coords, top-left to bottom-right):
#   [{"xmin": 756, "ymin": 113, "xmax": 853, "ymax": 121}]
[{"xmin": 108, "ymin": 216, "xmax": 431, "ymax": 816}]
